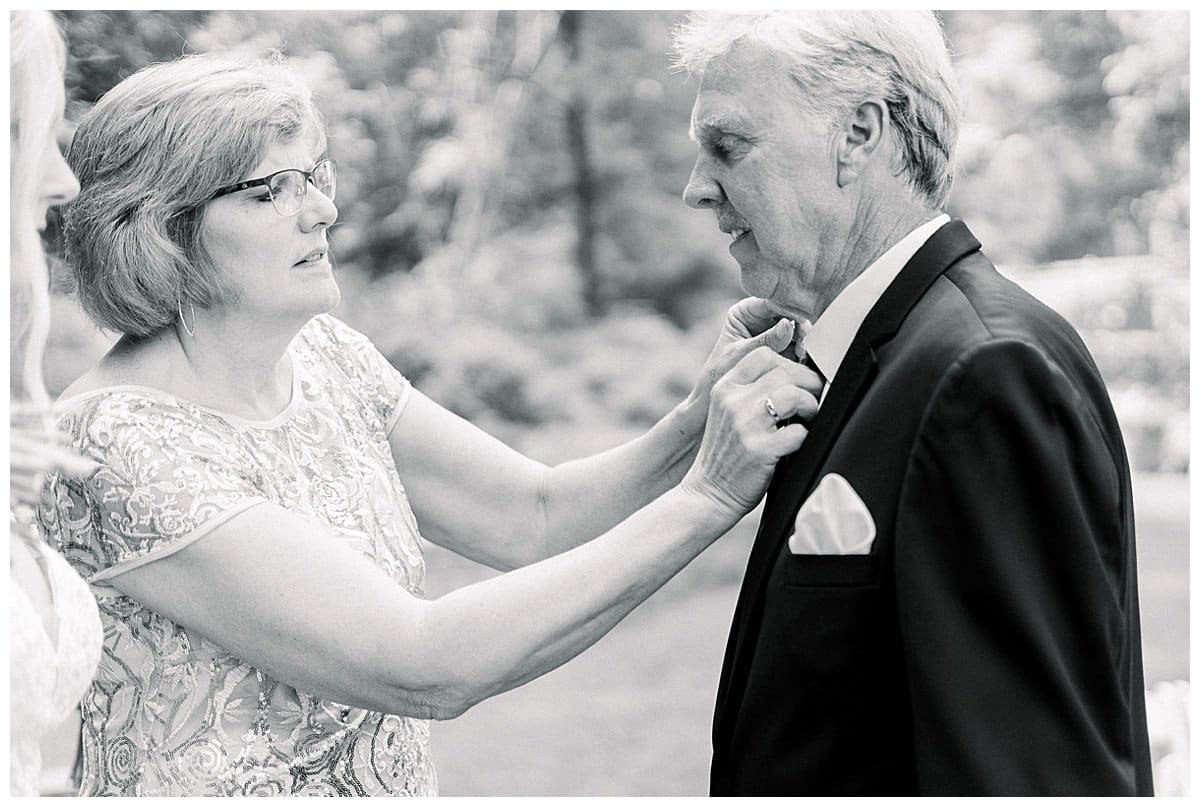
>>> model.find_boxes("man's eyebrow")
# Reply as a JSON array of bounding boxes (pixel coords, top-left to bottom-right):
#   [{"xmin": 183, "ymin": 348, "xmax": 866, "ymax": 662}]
[{"xmin": 689, "ymin": 113, "xmax": 754, "ymax": 143}]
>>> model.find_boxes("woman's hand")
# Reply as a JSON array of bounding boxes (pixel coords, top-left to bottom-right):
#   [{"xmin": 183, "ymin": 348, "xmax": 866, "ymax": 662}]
[
  {"xmin": 680, "ymin": 346, "xmax": 823, "ymax": 517},
  {"xmin": 9, "ymin": 415, "xmax": 99, "ymax": 515},
  {"xmin": 684, "ymin": 298, "xmax": 800, "ymax": 435}
]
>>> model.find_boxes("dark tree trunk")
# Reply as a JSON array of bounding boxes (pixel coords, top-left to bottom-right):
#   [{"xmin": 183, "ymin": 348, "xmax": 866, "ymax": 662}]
[{"xmin": 560, "ymin": 10, "xmax": 604, "ymax": 317}]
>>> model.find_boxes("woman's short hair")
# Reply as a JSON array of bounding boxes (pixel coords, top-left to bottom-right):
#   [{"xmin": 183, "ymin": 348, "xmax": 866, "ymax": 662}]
[
  {"xmin": 65, "ymin": 53, "xmax": 326, "ymax": 336},
  {"xmin": 673, "ymin": 11, "xmax": 963, "ymax": 208},
  {"xmin": 10, "ymin": 10, "xmax": 69, "ymax": 406}
]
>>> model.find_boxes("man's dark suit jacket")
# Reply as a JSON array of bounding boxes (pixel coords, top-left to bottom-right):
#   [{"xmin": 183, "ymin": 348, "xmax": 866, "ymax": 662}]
[{"xmin": 710, "ymin": 220, "xmax": 1154, "ymax": 796}]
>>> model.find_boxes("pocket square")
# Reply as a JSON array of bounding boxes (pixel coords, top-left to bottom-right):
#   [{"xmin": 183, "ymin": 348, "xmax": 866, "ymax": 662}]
[{"xmin": 787, "ymin": 472, "xmax": 876, "ymax": 555}]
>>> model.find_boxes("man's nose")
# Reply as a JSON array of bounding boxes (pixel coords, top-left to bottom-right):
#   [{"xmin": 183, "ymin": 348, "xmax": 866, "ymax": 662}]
[{"xmin": 682, "ymin": 159, "xmax": 724, "ymax": 209}]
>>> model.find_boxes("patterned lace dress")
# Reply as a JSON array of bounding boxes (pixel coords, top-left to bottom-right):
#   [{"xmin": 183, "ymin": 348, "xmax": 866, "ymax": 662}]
[
  {"xmin": 37, "ymin": 315, "xmax": 438, "ymax": 796},
  {"xmin": 10, "ymin": 536, "xmax": 103, "ymax": 795}
]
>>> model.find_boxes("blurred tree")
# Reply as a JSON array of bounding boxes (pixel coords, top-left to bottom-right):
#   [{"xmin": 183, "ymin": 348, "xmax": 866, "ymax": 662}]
[
  {"xmin": 559, "ymin": 11, "xmax": 603, "ymax": 316},
  {"xmin": 59, "ymin": 10, "xmax": 211, "ymax": 108},
  {"xmin": 45, "ymin": 10, "xmax": 1189, "ymax": 444},
  {"xmin": 942, "ymin": 9, "xmax": 1188, "ymax": 263}
]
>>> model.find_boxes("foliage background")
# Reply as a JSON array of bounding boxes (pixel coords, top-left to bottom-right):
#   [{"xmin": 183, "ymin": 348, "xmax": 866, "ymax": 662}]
[{"xmin": 38, "ymin": 10, "xmax": 1189, "ymax": 796}]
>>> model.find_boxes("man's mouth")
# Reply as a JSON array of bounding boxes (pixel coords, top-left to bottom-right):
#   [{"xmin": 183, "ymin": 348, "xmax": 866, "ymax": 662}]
[{"xmin": 729, "ymin": 228, "xmax": 751, "ymax": 244}]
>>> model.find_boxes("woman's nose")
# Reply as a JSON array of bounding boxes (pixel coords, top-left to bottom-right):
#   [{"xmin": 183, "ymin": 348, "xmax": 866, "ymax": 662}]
[
  {"xmin": 300, "ymin": 184, "xmax": 338, "ymax": 231},
  {"xmin": 42, "ymin": 144, "xmax": 80, "ymax": 208}
]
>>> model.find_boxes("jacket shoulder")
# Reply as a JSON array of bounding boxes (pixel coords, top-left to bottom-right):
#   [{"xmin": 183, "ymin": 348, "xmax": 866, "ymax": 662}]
[{"xmin": 894, "ymin": 251, "xmax": 1100, "ymax": 383}]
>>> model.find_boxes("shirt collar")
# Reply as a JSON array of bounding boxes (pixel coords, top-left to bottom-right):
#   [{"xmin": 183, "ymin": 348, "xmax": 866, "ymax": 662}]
[{"xmin": 803, "ymin": 214, "xmax": 950, "ymax": 386}]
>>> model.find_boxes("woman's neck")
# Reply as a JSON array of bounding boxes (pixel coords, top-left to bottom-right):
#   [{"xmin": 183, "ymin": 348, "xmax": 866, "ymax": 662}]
[{"xmin": 106, "ymin": 307, "xmax": 305, "ymax": 421}]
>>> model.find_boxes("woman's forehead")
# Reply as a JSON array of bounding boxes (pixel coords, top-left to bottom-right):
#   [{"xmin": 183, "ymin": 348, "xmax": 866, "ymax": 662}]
[{"xmin": 245, "ymin": 139, "xmax": 323, "ymax": 177}]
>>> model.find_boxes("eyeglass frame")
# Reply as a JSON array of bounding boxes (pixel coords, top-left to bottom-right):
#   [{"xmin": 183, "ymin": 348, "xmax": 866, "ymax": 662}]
[{"xmin": 210, "ymin": 158, "xmax": 337, "ymax": 216}]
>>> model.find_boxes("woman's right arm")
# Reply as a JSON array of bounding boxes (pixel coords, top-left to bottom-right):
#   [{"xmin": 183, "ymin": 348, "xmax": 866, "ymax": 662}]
[{"xmin": 105, "ymin": 347, "xmax": 813, "ymax": 720}]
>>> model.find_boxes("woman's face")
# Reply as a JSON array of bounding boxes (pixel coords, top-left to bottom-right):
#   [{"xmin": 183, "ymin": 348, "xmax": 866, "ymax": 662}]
[
  {"xmin": 199, "ymin": 138, "xmax": 340, "ymax": 326},
  {"xmin": 37, "ymin": 125, "xmax": 80, "ymax": 229},
  {"xmin": 11, "ymin": 94, "xmax": 81, "ymax": 229}
]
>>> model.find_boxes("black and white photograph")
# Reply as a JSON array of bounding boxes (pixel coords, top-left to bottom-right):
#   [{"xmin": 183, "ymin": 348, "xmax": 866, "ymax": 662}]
[{"xmin": 9, "ymin": 8, "xmax": 1189, "ymax": 797}]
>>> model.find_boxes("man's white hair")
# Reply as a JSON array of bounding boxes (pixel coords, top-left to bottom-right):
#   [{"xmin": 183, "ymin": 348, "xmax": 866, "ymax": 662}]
[{"xmin": 673, "ymin": 11, "xmax": 963, "ymax": 208}]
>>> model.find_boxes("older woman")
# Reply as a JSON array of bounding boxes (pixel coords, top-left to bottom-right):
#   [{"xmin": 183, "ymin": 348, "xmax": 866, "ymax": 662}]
[
  {"xmin": 9, "ymin": 10, "xmax": 103, "ymax": 796},
  {"xmin": 41, "ymin": 53, "xmax": 822, "ymax": 796}
]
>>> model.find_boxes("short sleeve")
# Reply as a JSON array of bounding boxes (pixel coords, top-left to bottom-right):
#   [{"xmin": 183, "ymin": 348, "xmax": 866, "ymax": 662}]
[
  {"xmin": 303, "ymin": 315, "xmax": 413, "ymax": 435},
  {"xmin": 41, "ymin": 396, "xmax": 268, "ymax": 586}
]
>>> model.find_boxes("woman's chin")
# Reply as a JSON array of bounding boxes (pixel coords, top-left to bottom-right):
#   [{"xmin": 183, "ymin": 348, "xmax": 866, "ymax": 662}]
[
  {"xmin": 309, "ymin": 278, "xmax": 342, "ymax": 316},
  {"xmin": 280, "ymin": 277, "xmax": 342, "ymax": 324}
]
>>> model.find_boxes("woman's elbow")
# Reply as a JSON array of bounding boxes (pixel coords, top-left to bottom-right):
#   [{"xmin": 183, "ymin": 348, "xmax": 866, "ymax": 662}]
[
  {"xmin": 367, "ymin": 610, "xmax": 494, "ymax": 719},
  {"xmin": 426, "ymin": 691, "xmax": 474, "ymax": 721},
  {"xmin": 376, "ymin": 678, "xmax": 482, "ymax": 721}
]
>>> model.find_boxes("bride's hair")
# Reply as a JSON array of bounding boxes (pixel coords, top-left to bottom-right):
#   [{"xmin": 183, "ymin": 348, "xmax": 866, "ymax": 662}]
[{"xmin": 10, "ymin": 10, "xmax": 70, "ymax": 412}]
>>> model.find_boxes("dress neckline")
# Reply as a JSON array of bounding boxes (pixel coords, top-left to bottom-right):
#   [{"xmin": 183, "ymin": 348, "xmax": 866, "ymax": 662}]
[{"xmin": 56, "ymin": 346, "xmax": 304, "ymax": 429}]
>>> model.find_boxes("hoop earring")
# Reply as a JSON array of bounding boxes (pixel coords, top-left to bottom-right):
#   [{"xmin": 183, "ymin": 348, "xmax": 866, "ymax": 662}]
[{"xmin": 177, "ymin": 299, "xmax": 196, "ymax": 337}]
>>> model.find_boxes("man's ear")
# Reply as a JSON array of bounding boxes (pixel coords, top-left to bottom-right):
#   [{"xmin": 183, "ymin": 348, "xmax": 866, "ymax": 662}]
[{"xmin": 836, "ymin": 100, "xmax": 886, "ymax": 188}]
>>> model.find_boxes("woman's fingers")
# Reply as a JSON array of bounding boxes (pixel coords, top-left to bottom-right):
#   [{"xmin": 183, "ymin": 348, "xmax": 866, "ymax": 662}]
[
  {"xmin": 760, "ymin": 318, "xmax": 797, "ymax": 354},
  {"xmin": 770, "ymin": 421, "xmax": 810, "ymax": 456},
  {"xmin": 9, "ymin": 471, "xmax": 45, "ymax": 511},
  {"xmin": 9, "ymin": 416, "xmax": 98, "ymax": 516},
  {"xmin": 724, "ymin": 297, "xmax": 779, "ymax": 339},
  {"xmin": 10, "ymin": 442, "xmax": 99, "ymax": 480},
  {"xmin": 684, "ymin": 339, "xmax": 831, "ymax": 516},
  {"xmin": 722, "ymin": 345, "xmax": 786, "ymax": 385},
  {"xmin": 49, "ymin": 449, "xmax": 100, "ymax": 479},
  {"xmin": 722, "ymin": 345, "xmax": 823, "ymax": 395},
  {"xmin": 758, "ymin": 384, "xmax": 820, "ymax": 426},
  {"xmin": 710, "ymin": 317, "xmax": 796, "ymax": 377}
]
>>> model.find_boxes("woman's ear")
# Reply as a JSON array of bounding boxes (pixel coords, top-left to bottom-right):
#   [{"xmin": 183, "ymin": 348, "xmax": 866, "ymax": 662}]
[{"xmin": 836, "ymin": 99, "xmax": 886, "ymax": 188}]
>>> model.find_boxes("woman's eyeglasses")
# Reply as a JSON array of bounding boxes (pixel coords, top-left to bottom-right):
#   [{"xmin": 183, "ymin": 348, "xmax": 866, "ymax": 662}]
[{"xmin": 211, "ymin": 159, "xmax": 337, "ymax": 217}]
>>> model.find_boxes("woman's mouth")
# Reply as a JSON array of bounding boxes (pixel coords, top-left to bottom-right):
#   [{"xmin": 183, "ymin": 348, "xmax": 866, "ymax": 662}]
[{"xmin": 294, "ymin": 248, "xmax": 328, "ymax": 267}]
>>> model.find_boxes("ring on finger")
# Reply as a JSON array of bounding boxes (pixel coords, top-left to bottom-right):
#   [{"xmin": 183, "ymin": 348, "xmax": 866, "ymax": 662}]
[{"xmin": 763, "ymin": 396, "xmax": 780, "ymax": 423}]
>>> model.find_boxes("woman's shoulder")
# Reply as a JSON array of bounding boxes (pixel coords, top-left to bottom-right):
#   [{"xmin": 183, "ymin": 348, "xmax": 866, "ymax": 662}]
[
  {"xmin": 294, "ymin": 314, "xmax": 412, "ymax": 431},
  {"xmin": 57, "ymin": 349, "xmax": 127, "ymax": 402},
  {"xmin": 57, "ymin": 380, "xmax": 177, "ymax": 427},
  {"xmin": 295, "ymin": 313, "xmax": 392, "ymax": 378},
  {"xmin": 56, "ymin": 365, "xmax": 233, "ymax": 451},
  {"xmin": 57, "ymin": 334, "xmax": 178, "ymax": 413},
  {"xmin": 297, "ymin": 313, "xmax": 373, "ymax": 353}
]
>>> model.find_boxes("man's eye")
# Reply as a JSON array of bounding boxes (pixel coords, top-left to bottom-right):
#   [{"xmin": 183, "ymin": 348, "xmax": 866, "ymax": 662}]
[{"xmin": 711, "ymin": 135, "xmax": 745, "ymax": 160}]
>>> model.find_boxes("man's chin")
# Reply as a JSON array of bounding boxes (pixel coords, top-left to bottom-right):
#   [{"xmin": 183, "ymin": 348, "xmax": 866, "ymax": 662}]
[{"xmin": 737, "ymin": 272, "xmax": 790, "ymax": 317}]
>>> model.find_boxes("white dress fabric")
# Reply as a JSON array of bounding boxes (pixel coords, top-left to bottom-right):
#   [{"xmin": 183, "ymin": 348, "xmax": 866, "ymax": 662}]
[
  {"xmin": 37, "ymin": 315, "xmax": 438, "ymax": 796},
  {"xmin": 9, "ymin": 537, "xmax": 103, "ymax": 796}
]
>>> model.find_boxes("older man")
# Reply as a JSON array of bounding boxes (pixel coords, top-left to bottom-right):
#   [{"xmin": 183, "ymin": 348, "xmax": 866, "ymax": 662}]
[{"xmin": 675, "ymin": 11, "xmax": 1153, "ymax": 796}]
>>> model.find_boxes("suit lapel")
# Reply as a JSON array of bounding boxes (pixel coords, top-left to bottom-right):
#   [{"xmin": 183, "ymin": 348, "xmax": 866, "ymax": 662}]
[
  {"xmin": 713, "ymin": 220, "xmax": 982, "ymax": 747},
  {"xmin": 712, "ymin": 344, "xmax": 878, "ymax": 737}
]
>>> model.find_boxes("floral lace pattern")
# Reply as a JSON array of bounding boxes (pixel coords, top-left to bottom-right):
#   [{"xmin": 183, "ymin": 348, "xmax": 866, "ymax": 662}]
[{"xmin": 38, "ymin": 315, "xmax": 438, "ymax": 796}]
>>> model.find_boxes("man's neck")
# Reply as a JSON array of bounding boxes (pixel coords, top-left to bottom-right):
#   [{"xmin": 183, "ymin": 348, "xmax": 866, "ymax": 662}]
[{"xmin": 815, "ymin": 198, "xmax": 942, "ymax": 319}]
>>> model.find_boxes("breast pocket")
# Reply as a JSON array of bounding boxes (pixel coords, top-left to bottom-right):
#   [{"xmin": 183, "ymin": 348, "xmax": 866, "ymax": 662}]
[{"xmin": 783, "ymin": 552, "xmax": 879, "ymax": 588}]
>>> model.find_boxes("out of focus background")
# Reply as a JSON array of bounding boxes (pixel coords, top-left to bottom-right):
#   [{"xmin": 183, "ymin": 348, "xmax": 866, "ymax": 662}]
[{"xmin": 38, "ymin": 9, "xmax": 1188, "ymax": 796}]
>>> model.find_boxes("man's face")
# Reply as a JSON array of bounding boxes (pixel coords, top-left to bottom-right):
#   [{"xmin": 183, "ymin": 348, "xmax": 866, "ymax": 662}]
[{"xmin": 683, "ymin": 41, "xmax": 848, "ymax": 322}]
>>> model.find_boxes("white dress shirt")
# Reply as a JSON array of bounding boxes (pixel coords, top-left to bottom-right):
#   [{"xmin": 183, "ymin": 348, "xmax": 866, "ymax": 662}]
[{"xmin": 803, "ymin": 214, "xmax": 950, "ymax": 401}]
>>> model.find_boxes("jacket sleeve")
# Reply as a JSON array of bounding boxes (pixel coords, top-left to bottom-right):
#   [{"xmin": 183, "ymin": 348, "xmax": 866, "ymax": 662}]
[{"xmin": 895, "ymin": 338, "xmax": 1142, "ymax": 795}]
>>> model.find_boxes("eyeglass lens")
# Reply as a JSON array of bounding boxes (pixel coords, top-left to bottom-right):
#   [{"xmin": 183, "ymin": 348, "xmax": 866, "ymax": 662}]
[{"xmin": 268, "ymin": 161, "xmax": 336, "ymax": 215}]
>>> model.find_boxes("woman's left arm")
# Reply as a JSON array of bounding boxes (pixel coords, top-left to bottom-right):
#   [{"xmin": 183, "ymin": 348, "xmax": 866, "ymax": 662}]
[{"xmin": 390, "ymin": 300, "xmax": 798, "ymax": 570}]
